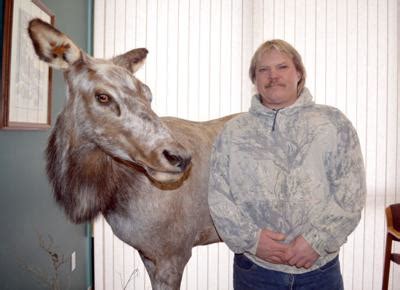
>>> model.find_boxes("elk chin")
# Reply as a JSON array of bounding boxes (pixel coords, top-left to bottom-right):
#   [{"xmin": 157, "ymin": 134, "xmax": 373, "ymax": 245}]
[{"xmin": 145, "ymin": 168, "xmax": 185, "ymax": 184}]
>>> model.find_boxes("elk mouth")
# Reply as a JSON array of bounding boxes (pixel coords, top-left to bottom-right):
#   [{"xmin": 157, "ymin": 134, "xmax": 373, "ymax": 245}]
[
  {"xmin": 145, "ymin": 166, "xmax": 190, "ymax": 183},
  {"xmin": 117, "ymin": 155, "xmax": 192, "ymax": 184},
  {"xmin": 110, "ymin": 141, "xmax": 192, "ymax": 184}
]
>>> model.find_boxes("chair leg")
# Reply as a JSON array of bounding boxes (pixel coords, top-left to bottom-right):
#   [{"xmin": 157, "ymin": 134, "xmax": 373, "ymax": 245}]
[{"xmin": 382, "ymin": 234, "xmax": 393, "ymax": 290}]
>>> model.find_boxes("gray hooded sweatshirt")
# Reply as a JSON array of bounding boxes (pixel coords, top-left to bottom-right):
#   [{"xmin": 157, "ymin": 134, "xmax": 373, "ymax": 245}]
[{"xmin": 208, "ymin": 87, "xmax": 366, "ymax": 273}]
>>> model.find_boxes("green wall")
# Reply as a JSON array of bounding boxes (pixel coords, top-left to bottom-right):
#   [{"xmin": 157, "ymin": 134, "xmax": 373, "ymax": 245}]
[{"xmin": 0, "ymin": 0, "xmax": 92, "ymax": 289}]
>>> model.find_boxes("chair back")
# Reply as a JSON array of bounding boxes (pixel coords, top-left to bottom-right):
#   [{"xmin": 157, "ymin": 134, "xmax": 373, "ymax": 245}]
[{"xmin": 390, "ymin": 204, "xmax": 400, "ymax": 232}]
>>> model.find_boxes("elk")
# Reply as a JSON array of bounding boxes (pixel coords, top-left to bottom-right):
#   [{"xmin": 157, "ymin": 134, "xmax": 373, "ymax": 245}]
[{"xmin": 28, "ymin": 18, "xmax": 237, "ymax": 290}]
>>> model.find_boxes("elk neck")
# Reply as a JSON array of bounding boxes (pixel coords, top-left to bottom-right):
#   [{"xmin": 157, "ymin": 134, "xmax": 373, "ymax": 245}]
[{"xmin": 46, "ymin": 112, "xmax": 139, "ymax": 223}]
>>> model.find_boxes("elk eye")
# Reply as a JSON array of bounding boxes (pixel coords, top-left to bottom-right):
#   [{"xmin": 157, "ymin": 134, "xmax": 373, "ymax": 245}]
[{"xmin": 95, "ymin": 94, "xmax": 111, "ymax": 104}]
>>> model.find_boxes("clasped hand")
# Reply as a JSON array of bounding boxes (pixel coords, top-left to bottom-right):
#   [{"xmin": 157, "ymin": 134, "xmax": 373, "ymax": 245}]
[{"xmin": 255, "ymin": 229, "xmax": 319, "ymax": 269}]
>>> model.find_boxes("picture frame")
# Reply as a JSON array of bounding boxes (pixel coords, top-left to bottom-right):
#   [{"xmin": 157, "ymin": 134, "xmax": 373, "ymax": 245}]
[{"xmin": 1, "ymin": 0, "xmax": 55, "ymax": 130}]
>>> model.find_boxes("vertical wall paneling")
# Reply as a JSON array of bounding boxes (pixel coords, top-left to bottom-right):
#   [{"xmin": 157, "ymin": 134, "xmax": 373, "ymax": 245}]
[
  {"xmin": 208, "ymin": 0, "xmax": 221, "ymax": 119},
  {"xmin": 374, "ymin": 1, "xmax": 389, "ymax": 290},
  {"xmin": 336, "ymin": 0, "xmax": 347, "ymax": 112},
  {"xmin": 185, "ymin": 0, "xmax": 202, "ymax": 120},
  {"xmin": 304, "ymin": 0, "xmax": 317, "ymax": 98},
  {"xmin": 314, "ymin": 0, "xmax": 327, "ymax": 104},
  {"xmin": 93, "ymin": 1, "xmax": 399, "ymax": 289},
  {"xmin": 178, "ymin": 0, "xmax": 190, "ymax": 120},
  {"xmin": 219, "ymin": 0, "xmax": 232, "ymax": 117},
  {"xmin": 241, "ymin": 0, "xmax": 253, "ymax": 110},
  {"xmin": 198, "ymin": 0, "xmax": 211, "ymax": 120},
  {"xmin": 346, "ymin": 0, "xmax": 358, "ymax": 127},
  {"xmin": 231, "ymin": 0, "xmax": 243, "ymax": 114},
  {"xmin": 166, "ymin": 0, "xmax": 178, "ymax": 117},
  {"xmin": 124, "ymin": 0, "xmax": 135, "ymax": 52},
  {"xmin": 263, "ymin": 0, "xmax": 274, "ymax": 44},
  {"xmin": 284, "ymin": 0, "xmax": 295, "ymax": 45},
  {"xmin": 293, "ymin": 0, "xmax": 306, "ymax": 56},
  {"xmin": 395, "ymin": 0, "xmax": 400, "ymax": 288},
  {"xmin": 325, "ymin": 0, "xmax": 336, "ymax": 108},
  {"xmin": 273, "ymin": 0, "xmax": 285, "ymax": 39},
  {"xmin": 156, "ymin": 0, "xmax": 168, "ymax": 114},
  {"xmin": 145, "ymin": 0, "xmax": 157, "ymax": 104},
  {"xmin": 252, "ymin": 0, "xmax": 263, "ymax": 51}
]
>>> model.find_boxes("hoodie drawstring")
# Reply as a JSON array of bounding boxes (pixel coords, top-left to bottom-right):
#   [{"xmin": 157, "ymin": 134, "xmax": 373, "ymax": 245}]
[{"xmin": 272, "ymin": 109, "xmax": 281, "ymax": 131}]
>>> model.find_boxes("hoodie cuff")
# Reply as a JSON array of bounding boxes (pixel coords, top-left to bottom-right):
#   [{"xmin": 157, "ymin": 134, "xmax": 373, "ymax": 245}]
[
  {"xmin": 303, "ymin": 227, "xmax": 341, "ymax": 257},
  {"xmin": 302, "ymin": 228, "xmax": 327, "ymax": 257},
  {"xmin": 246, "ymin": 229, "xmax": 261, "ymax": 255}
]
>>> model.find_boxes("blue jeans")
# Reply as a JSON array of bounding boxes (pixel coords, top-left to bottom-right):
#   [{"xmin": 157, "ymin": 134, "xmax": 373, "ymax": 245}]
[{"xmin": 233, "ymin": 254, "xmax": 344, "ymax": 290}]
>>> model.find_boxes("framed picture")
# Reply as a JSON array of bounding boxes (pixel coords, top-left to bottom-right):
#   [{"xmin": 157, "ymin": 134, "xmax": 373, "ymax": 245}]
[{"xmin": 1, "ymin": 0, "xmax": 54, "ymax": 130}]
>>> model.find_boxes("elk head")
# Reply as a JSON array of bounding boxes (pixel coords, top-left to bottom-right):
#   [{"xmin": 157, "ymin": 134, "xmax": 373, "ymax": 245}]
[{"xmin": 28, "ymin": 18, "xmax": 191, "ymax": 183}]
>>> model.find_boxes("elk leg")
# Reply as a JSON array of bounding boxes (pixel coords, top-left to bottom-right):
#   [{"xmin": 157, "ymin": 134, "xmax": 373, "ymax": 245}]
[{"xmin": 139, "ymin": 252, "xmax": 190, "ymax": 290}]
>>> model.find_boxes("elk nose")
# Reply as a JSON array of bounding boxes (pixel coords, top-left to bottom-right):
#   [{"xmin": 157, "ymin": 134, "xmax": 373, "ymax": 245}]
[{"xmin": 163, "ymin": 150, "xmax": 191, "ymax": 171}]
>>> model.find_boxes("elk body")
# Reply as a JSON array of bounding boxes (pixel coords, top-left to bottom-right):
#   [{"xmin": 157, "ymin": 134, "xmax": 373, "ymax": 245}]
[{"xmin": 28, "ymin": 19, "xmax": 237, "ymax": 290}]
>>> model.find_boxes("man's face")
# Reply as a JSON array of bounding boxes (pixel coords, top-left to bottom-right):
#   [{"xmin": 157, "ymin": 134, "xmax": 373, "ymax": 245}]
[{"xmin": 255, "ymin": 49, "xmax": 301, "ymax": 109}]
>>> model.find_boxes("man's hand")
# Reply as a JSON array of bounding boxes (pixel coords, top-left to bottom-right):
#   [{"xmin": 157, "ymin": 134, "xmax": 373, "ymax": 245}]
[
  {"xmin": 255, "ymin": 229, "xmax": 289, "ymax": 264},
  {"xmin": 285, "ymin": 235, "xmax": 319, "ymax": 269}
]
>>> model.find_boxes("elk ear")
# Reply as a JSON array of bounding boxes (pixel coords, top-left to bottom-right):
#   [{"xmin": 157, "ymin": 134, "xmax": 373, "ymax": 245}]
[
  {"xmin": 28, "ymin": 18, "xmax": 82, "ymax": 70},
  {"xmin": 112, "ymin": 48, "xmax": 148, "ymax": 74}
]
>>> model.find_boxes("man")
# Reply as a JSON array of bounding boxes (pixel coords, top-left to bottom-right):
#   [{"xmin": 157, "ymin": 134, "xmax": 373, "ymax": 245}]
[{"xmin": 208, "ymin": 39, "xmax": 366, "ymax": 290}]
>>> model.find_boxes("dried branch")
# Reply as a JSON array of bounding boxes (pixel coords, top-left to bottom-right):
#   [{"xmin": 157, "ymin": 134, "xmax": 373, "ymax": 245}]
[
  {"xmin": 119, "ymin": 268, "xmax": 139, "ymax": 290},
  {"xmin": 18, "ymin": 231, "xmax": 70, "ymax": 290}
]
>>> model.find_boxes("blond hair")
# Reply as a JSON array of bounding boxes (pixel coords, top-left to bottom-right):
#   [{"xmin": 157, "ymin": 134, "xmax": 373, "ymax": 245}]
[{"xmin": 249, "ymin": 39, "xmax": 306, "ymax": 96}]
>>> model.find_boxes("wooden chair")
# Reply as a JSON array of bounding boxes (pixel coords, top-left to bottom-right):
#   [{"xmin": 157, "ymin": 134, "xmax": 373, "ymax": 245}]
[{"xmin": 382, "ymin": 203, "xmax": 400, "ymax": 290}]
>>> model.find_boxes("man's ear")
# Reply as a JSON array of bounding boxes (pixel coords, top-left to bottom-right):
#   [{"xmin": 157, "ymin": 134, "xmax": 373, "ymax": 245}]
[
  {"xmin": 112, "ymin": 48, "xmax": 148, "ymax": 73},
  {"xmin": 296, "ymin": 71, "xmax": 302, "ymax": 82},
  {"xmin": 28, "ymin": 18, "xmax": 82, "ymax": 70}
]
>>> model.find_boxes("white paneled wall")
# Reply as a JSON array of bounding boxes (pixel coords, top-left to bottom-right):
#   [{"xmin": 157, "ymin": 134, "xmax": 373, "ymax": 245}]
[{"xmin": 93, "ymin": 0, "xmax": 400, "ymax": 289}]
